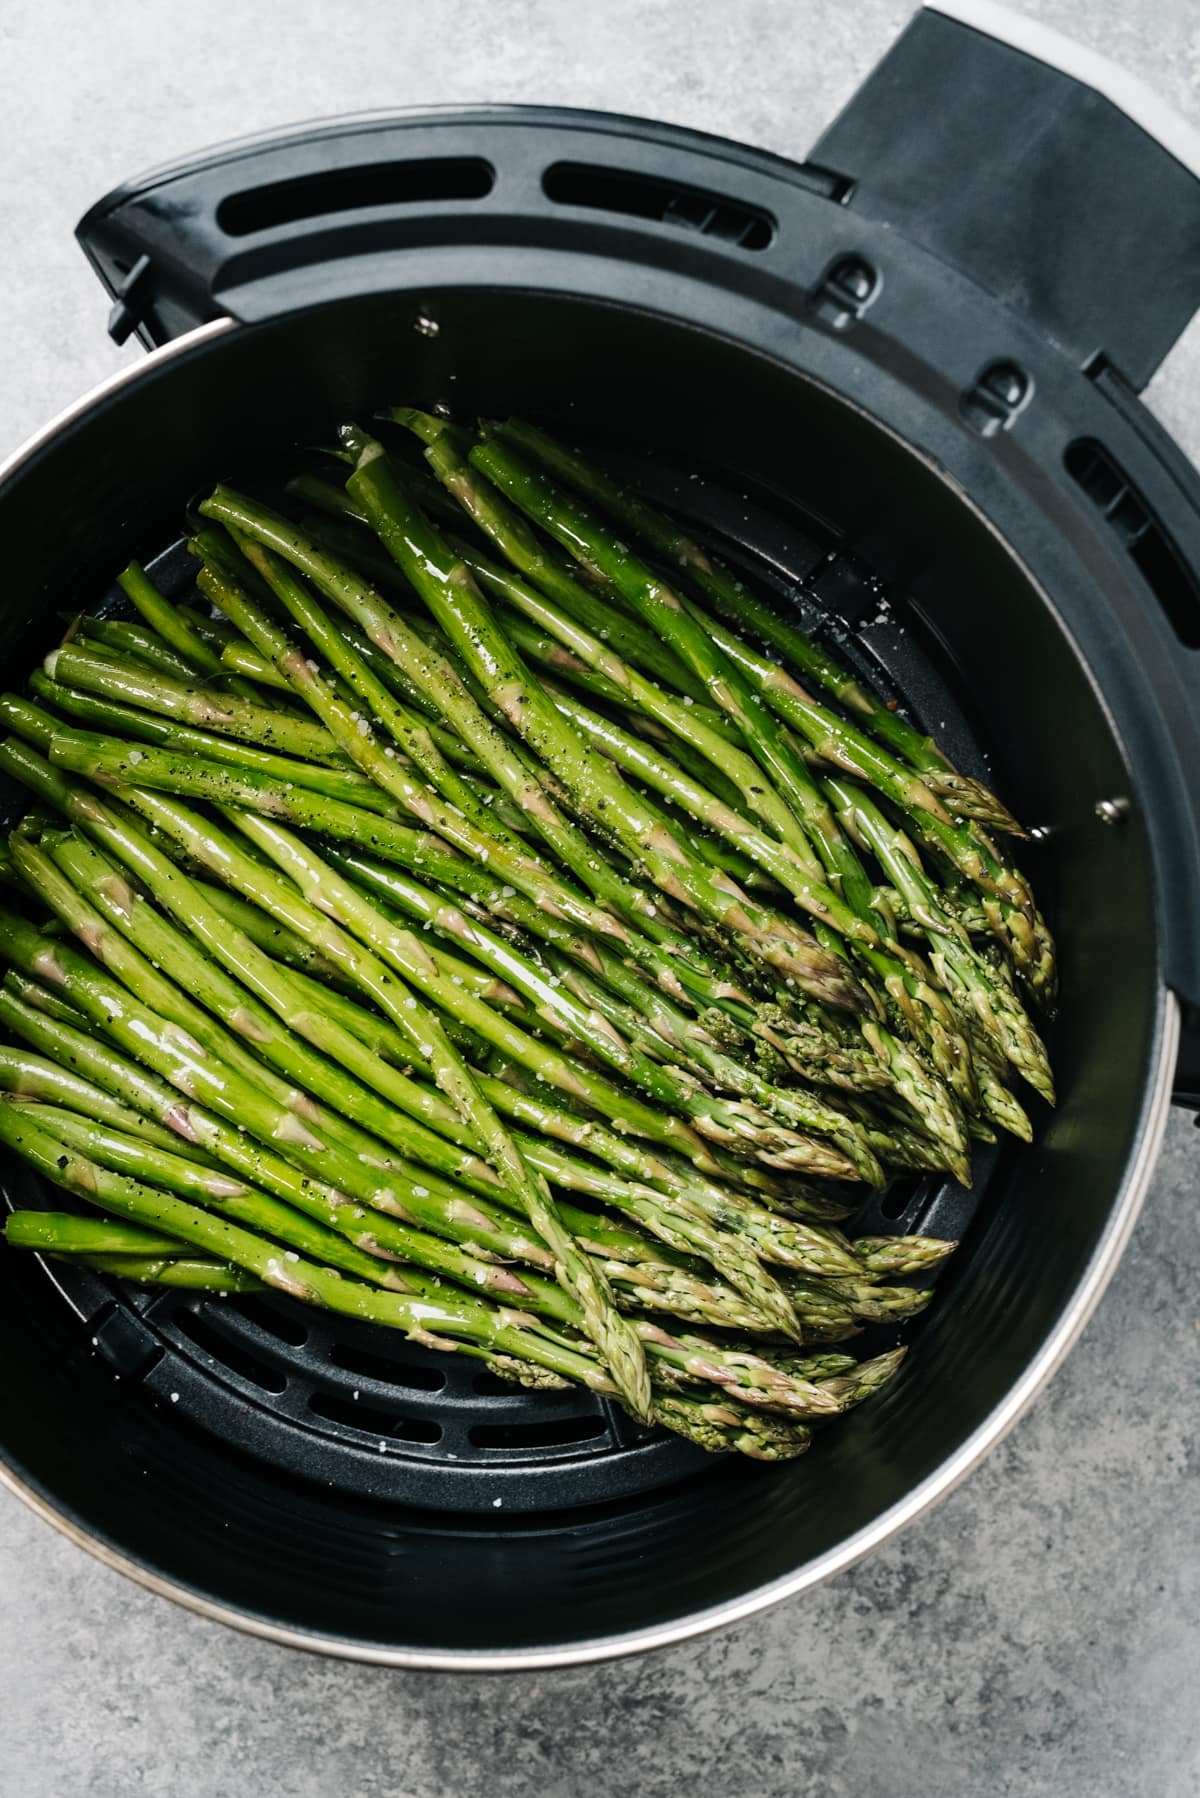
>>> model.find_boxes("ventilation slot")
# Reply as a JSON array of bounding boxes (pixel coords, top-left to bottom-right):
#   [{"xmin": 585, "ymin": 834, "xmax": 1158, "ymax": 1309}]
[
  {"xmin": 330, "ymin": 1339, "xmax": 446, "ymax": 1392},
  {"xmin": 542, "ymin": 162, "xmax": 773, "ymax": 249},
  {"xmin": 309, "ymin": 1389, "xmax": 441, "ymax": 1443},
  {"xmin": 1065, "ymin": 439, "xmax": 1200, "ymax": 648},
  {"xmin": 232, "ymin": 1294, "xmax": 310, "ymax": 1346},
  {"xmin": 876, "ymin": 1176, "xmax": 922, "ymax": 1224},
  {"xmin": 468, "ymin": 1415, "xmax": 607, "ymax": 1451},
  {"xmin": 217, "ymin": 158, "xmax": 495, "ymax": 237},
  {"xmin": 174, "ymin": 1307, "xmax": 287, "ymax": 1393},
  {"xmin": 472, "ymin": 1369, "xmax": 523, "ymax": 1397}
]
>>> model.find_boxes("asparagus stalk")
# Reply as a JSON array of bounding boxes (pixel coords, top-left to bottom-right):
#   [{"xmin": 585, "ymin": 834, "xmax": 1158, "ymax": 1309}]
[
  {"xmin": 341, "ymin": 446, "xmax": 970, "ymax": 1129},
  {"xmin": 0, "ymin": 1100, "xmax": 428, "ymax": 1289},
  {"xmin": 530, "ymin": 678, "xmax": 993, "ymax": 1135},
  {"xmin": 183, "ymin": 596, "xmax": 487, "ymax": 774},
  {"xmin": 8, "ymin": 829, "xmax": 477, "ymax": 1186},
  {"xmin": 488, "ymin": 419, "xmax": 1024, "ymax": 835},
  {"xmin": 6, "ymin": 1211, "xmax": 817, "ymax": 1446},
  {"xmin": 1, "ymin": 1105, "xmax": 848, "ymax": 1425},
  {"xmin": 412, "ymin": 423, "xmax": 825, "ymax": 865},
  {"xmin": 3, "ymin": 1015, "xmax": 841, "ymax": 1340},
  {"xmin": 335, "ymin": 436, "xmax": 869, "ymax": 1006},
  {"xmin": 69, "ymin": 1253, "xmax": 266, "ymax": 1293},
  {"xmin": 388, "ymin": 410, "xmax": 707, "ymax": 701},
  {"xmin": 170, "ymin": 606, "xmax": 298, "ymax": 693},
  {"xmin": 0, "ymin": 984, "xmax": 666, "ymax": 1287},
  {"xmin": 38, "ymin": 823, "xmax": 511, "ymax": 1192},
  {"xmin": 4, "ymin": 1210, "xmax": 186, "ymax": 1258},
  {"xmin": 328, "ymin": 837, "xmax": 884, "ymax": 1151},
  {"xmin": 196, "ymin": 485, "xmax": 855, "ymax": 1022},
  {"xmin": 9, "ymin": 843, "xmax": 658, "ymax": 1416},
  {"xmin": 189, "ymin": 526, "xmax": 694, "ymax": 963},
  {"xmin": 21, "ymin": 1101, "xmax": 781, "ymax": 1338},
  {"xmin": 0, "ymin": 1041, "xmax": 197, "ymax": 1154},
  {"xmin": 25, "ymin": 676, "xmax": 408, "ymax": 814},
  {"xmin": 0, "ymin": 1105, "xmax": 619, "ymax": 1387},
  {"xmin": 43, "ymin": 647, "xmax": 350, "ymax": 766},
  {"xmin": 71, "ymin": 615, "xmax": 201, "ymax": 683},
  {"xmin": 824, "ymin": 777, "xmax": 1054, "ymax": 1103},
  {"xmin": 60, "ymin": 828, "xmax": 813, "ymax": 1327},
  {"xmin": 36, "ymin": 733, "xmax": 853, "ymax": 1175},
  {"xmin": 116, "ymin": 560, "xmax": 261, "ymax": 703}
]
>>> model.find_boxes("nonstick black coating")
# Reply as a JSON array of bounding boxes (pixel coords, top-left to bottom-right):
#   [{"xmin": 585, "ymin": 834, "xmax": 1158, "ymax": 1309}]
[{"xmin": 0, "ymin": 291, "xmax": 1167, "ymax": 1661}]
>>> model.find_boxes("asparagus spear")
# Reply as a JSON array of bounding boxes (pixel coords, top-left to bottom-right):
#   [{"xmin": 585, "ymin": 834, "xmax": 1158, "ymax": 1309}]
[
  {"xmin": 68, "ymin": 828, "xmax": 813, "ymax": 1324},
  {"xmin": 8, "ymin": 829, "xmax": 480, "ymax": 1185},
  {"xmin": 409, "ymin": 422, "xmax": 823, "ymax": 861},
  {"xmin": 851, "ymin": 1234, "xmax": 956, "ymax": 1277},
  {"xmin": 328, "ymin": 438, "xmax": 972, "ymax": 1148},
  {"xmin": 0, "ymin": 1041, "xmax": 197, "ymax": 1154},
  {"xmin": 4, "ymin": 1210, "xmax": 186, "ymax": 1258},
  {"xmin": 37, "ymin": 824, "xmax": 514, "ymax": 1192},
  {"xmin": 1, "ymin": 1106, "xmax": 847, "ymax": 1424},
  {"xmin": 168, "ymin": 607, "xmax": 298, "ymax": 693},
  {"xmin": 823, "ymin": 778, "xmax": 1054, "ymax": 1103},
  {"xmin": 1, "ymin": 1011, "xmax": 763, "ymax": 1330},
  {"xmin": 529, "ymin": 679, "xmax": 1001, "ymax": 1139},
  {"xmin": 36, "ymin": 732, "xmax": 854, "ymax": 1176},
  {"xmin": 327, "ymin": 837, "xmax": 887, "ymax": 1175},
  {"xmin": 334, "ymin": 436, "xmax": 869, "ymax": 1005},
  {"xmin": 388, "ymin": 410, "xmax": 707, "ymax": 701},
  {"xmin": 488, "ymin": 419, "xmax": 1023, "ymax": 834},
  {"xmin": 4, "ymin": 840, "xmax": 656, "ymax": 1413},
  {"xmin": 3, "ymin": 1013, "xmax": 845, "ymax": 1340},
  {"xmin": 69, "ymin": 1253, "xmax": 267, "ymax": 1292},
  {"xmin": 1, "ymin": 984, "xmax": 682, "ymax": 1288},
  {"xmin": 43, "ymin": 647, "xmax": 349, "ymax": 766},
  {"xmin": 24, "ymin": 676, "xmax": 408, "ymax": 815},
  {"xmin": 71, "ymin": 615, "xmax": 201, "ymax": 683},
  {"xmin": 196, "ymin": 486, "xmax": 857, "ymax": 1022},
  {"xmin": 0, "ymin": 1105, "xmax": 618, "ymax": 1385},
  {"xmin": 0, "ymin": 1100, "xmax": 429, "ymax": 1290},
  {"xmin": 116, "ymin": 560, "xmax": 261, "ymax": 704}
]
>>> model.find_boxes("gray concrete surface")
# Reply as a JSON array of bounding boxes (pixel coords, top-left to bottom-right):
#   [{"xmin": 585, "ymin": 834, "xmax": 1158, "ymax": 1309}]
[{"xmin": 1, "ymin": 1, "xmax": 1198, "ymax": 1792}]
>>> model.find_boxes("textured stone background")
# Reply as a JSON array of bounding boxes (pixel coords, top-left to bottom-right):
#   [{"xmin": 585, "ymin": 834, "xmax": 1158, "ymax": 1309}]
[{"xmin": 1, "ymin": 2, "xmax": 1198, "ymax": 1793}]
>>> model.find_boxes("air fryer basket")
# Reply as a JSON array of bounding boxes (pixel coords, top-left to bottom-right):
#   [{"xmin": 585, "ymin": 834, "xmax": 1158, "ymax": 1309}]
[{"xmin": 1, "ymin": 6, "xmax": 1198, "ymax": 1664}]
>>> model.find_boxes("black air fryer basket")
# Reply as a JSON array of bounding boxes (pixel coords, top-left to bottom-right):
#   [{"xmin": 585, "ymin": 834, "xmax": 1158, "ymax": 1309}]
[{"xmin": 2, "ymin": 4, "xmax": 1200, "ymax": 1666}]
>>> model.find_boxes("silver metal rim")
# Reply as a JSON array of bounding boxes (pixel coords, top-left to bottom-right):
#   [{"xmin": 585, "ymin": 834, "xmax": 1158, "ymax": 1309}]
[
  {"xmin": 0, "ymin": 315, "xmax": 1180, "ymax": 1668},
  {"xmin": 0, "ymin": 318, "xmax": 236, "ymax": 493}
]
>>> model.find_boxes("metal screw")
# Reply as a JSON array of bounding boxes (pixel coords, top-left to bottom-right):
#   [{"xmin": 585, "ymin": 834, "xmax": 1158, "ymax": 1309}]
[
  {"xmin": 1095, "ymin": 797, "xmax": 1130, "ymax": 826},
  {"xmin": 414, "ymin": 313, "xmax": 440, "ymax": 338}
]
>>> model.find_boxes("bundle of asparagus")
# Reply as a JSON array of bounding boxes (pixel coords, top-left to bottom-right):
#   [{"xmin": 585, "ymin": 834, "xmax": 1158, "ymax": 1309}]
[{"xmin": 0, "ymin": 412, "xmax": 1055, "ymax": 1462}]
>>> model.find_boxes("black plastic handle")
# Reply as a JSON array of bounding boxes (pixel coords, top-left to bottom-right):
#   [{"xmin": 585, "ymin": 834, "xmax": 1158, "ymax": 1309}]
[{"xmin": 811, "ymin": 2, "xmax": 1200, "ymax": 392}]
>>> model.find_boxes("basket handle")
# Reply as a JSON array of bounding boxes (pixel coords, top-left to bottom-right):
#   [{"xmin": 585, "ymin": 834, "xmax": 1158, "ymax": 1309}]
[{"xmin": 811, "ymin": 0, "xmax": 1200, "ymax": 392}]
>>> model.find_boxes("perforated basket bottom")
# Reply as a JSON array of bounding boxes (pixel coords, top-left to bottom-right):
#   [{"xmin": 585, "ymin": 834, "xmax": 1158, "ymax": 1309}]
[{"xmin": 0, "ymin": 441, "xmax": 1019, "ymax": 1514}]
